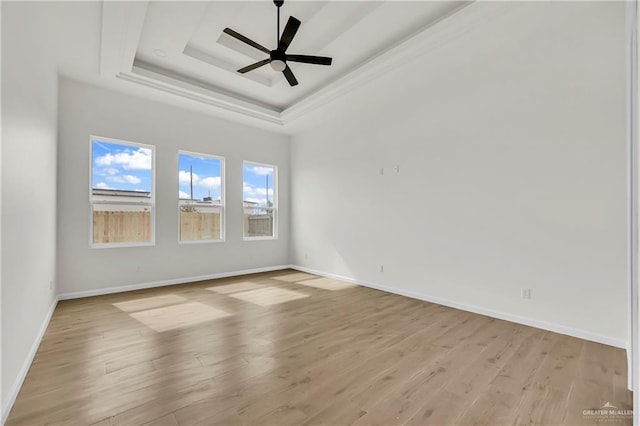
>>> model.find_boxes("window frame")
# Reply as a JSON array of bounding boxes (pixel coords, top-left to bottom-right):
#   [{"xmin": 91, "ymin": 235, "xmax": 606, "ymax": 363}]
[
  {"xmin": 89, "ymin": 135, "xmax": 156, "ymax": 249},
  {"xmin": 243, "ymin": 160, "xmax": 278, "ymax": 241},
  {"xmin": 177, "ymin": 150, "xmax": 226, "ymax": 244}
]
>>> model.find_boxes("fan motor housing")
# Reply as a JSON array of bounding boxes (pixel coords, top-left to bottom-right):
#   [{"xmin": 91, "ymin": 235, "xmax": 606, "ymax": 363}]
[{"xmin": 270, "ymin": 50, "xmax": 286, "ymax": 62}]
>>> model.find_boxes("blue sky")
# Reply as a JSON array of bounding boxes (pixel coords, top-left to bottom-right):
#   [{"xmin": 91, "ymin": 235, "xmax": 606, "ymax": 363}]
[
  {"xmin": 92, "ymin": 140, "xmax": 275, "ymax": 206},
  {"xmin": 243, "ymin": 163, "xmax": 275, "ymax": 206},
  {"xmin": 178, "ymin": 153, "xmax": 222, "ymax": 200},
  {"xmin": 92, "ymin": 139, "xmax": 152, "ymax": 192}
]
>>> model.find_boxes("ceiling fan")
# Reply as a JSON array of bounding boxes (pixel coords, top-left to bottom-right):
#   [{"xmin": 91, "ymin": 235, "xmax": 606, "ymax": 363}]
[{"xmin": 223, "ymin": 0, "xmax": 332, "ymax": 87}]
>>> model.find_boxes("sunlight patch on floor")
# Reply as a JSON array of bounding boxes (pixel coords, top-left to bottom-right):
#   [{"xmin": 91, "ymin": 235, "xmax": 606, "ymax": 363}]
[
  {"xmin": 129, "ymin": 302, "xmax": 232, "ymax": 332},
  {"xmin": 297, "ymin": 277, "xmax": 357, "ymax": 291},
  {"xmin": 272, "ymin": 272, "xmax": 317, "ymax": 282},
  {"xmin": 206, "ymin": 281, "xmax": 265, "ymax": 294},
  {"xmin": 113, "ymin": 294, "xmax": 188, "ymax": 312},
  {"xmin": 229, "ymin": 287, "xmax": 309, "ymax": 306}
]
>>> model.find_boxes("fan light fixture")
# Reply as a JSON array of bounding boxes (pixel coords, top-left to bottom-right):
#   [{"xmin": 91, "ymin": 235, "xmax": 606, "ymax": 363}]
[{"xmin": 270, "ymin": 60, "xmax": 286, "ymax": 72}]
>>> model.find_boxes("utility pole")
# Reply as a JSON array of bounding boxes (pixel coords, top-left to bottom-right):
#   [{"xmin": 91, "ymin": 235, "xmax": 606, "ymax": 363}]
[{"xmin": 190, "ymin": 165, "xmax": 194, "ymax": 200}]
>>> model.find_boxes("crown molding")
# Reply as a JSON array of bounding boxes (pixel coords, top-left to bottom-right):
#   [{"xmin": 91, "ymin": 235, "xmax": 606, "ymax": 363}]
[
  {"xmin": 116, "ymin": 71, "xmax": 284, "ymax": 126},
  {"xmin": 100, "ymin": 1, "xmax": 516, "ymax": 129}
]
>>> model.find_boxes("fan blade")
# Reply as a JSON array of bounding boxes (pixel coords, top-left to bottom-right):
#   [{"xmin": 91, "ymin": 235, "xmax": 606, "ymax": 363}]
[
  {"xmin": 282, "ymin": 65, "xmax": 298, "ymax": 86},
  {"xmin": 223, "ymin": 28, "xmax": 270, "ymax": 54},
  {"xmin": 238, "ymin": 59, "xmax": 271, "ymax": 73},
  {"xmin": 278, "ymin": 17, "xmax": 301, "ymax": 52},
  {"xmin": 285, "ymin": 54, "xmax": 332, "ymax": 66}
]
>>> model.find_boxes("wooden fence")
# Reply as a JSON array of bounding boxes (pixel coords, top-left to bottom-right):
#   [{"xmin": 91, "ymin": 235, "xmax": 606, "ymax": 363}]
[
  {"xmin": 93, "ymin": 211, "xmax": 151, "ymax": 244},
  {"xmin": 180, "ymin": 211, "xmax": 221, "ymax": 241},
  {"xmin": 94, "ymin": 210, "xmax": 271, "ymax": 242},
  {"xmin": 244, "ymin": 214, "xmax": 273, "ymax": 237}
]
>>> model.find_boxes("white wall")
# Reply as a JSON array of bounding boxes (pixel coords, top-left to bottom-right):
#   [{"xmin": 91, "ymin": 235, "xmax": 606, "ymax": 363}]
[
  {"xmin": 1, "ymin": 1, "xmax": 59, "ymax": 414},
  {"xmin": 291, "ymin": 2, "xmax": 628, "ymax": 344},
  {"xmin": 1, "ymin": 1, "xmax": 4, "ymax": 418},
  {"xmin": 631, "ymin": 0, "xmax": 640, "ymax": 414},
  {"xmin": 57, "ymin": 78, "xmax": 290, "ymax": 295}
]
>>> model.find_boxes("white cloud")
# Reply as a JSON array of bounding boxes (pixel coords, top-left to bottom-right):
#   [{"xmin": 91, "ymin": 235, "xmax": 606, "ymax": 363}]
[
  {"xmin": 198, "ymin": 176, "xmax": 221, "ymax": 190},
  {"xmin": 254, "ymin": 187, "xmax": 273, "ymax": 196},
  {"xmin": 179, "ymin": 170, "xmax": 199, "ymax": 185},
  {"xmin": 125, "ymin": 175, "xmax": 142, "ymax": 184},
  {"xmin": 179, "ymin": 170, "xmax": 220, "ymax": 190},
  {"xmin": 95, "ymin": 148, "xmax": 152, "ymax": 170},
  {"xmin": 94, "ymin": 154, "xmax": 115, "ymax": 166},
  {"xmin": 95, "ymin": 182, "xmax": 114, "ymax": 190},
  {"xmin": 243, "ymin": 183, "xmax": 275, "ymax": 208},
  {"xmin": 108, "ymin": 174, "xmax": 141, "ymax": 184},
  {"xmin": 250, "ymin": 166, "xmax": 274, "ymax": 176},
  {"xmin": 95, "ymin": 167, "xmax": 120, "ymax": 177},
  {"xmin": 179, "ymin": 190, "xmax": 190, "ymax": 199},
  {"xmin": 243, "ymin": 184, "xmax": 273, "ymax": 198}
]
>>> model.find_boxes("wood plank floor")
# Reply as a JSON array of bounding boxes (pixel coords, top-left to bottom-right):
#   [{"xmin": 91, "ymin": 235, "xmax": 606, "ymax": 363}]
[{"xmin": 6, "ymin": 270, "xmax": 632, "ymax": 425}]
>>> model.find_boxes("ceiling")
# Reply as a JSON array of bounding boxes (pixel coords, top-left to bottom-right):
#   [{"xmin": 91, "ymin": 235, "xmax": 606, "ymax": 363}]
[{"xmin": 101, "ymin": 1, "xmax": 473, "ymax": 128}]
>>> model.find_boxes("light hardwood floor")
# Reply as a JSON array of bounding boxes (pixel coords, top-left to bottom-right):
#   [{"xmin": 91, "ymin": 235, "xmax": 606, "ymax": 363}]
[{"xmin": 6, "ymin": 270, "xmax": 632, "ymax": 425}]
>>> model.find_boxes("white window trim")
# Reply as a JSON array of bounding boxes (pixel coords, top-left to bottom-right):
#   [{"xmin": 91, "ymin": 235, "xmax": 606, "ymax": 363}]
[
  {"xmin": 178, "ymin": 150, "xmax": 226, "ymax": 244},
  {"xmin": 89, "ymin": 135, "xmax": 156, "ymax": 249},
  {"xmin": 243, "ymin": 160, "xmax": 278, "ymax": 241}
]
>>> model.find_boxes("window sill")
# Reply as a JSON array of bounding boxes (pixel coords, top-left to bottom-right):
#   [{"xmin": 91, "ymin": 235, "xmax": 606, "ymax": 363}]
[
  {"xmin": 179, "ymin": 238, "xmax": 225, "ymax": 245},
  {"xmin": 90, "ymin": 241, "xmax": 155, "ymax": 249},
  {"xmin": 243, "ymin": 236, "xmax": 278, "ymax": 242}
]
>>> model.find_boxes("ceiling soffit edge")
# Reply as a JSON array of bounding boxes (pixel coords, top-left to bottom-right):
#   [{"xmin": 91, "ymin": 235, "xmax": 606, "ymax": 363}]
[{"xmin": 101, "ymin": 1, "xmax": 514, "ymax": 129}]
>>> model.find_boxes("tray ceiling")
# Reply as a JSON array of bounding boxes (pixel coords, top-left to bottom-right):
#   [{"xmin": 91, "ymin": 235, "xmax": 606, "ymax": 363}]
[{"xmin": 101, "ymin": 1, "xmax": 474, "ymax": 127}]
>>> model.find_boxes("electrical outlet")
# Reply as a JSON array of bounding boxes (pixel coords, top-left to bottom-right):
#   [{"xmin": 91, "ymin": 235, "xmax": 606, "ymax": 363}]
[
  {"xmin": 379, "ymin": 168, "xmax": 384, "ymax": 176},
  {"xmin": 380, "ymin": 265, "xmax": 384, "ymax": 273},
  {"xmin": 521, "ymin": 288, "xmax": 531, "ymax": 299},
  {"xmin": 394, "ymin": 165, "xmax": 400, "ymax": 173}
]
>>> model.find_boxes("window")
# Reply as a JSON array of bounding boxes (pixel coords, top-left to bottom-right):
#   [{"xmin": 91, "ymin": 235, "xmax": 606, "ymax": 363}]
[
  {"xmin": 243, "ymin": 161, "xmax": 277, "ymax": 239},
  {"xmin": 90, "ymin": 136, "xmax": 155, "ymax": 247},
  {"xmin": 178, "ymin": 151, "xmax": 224, "ymax": 242}
]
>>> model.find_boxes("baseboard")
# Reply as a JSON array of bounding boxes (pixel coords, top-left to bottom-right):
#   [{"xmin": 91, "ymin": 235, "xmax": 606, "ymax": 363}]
[
  {"xmin": 2, "ymin": 297, "xmax": 58, "ymax": 425},
  {"xmin": 57, "ymin": 265, "xmax": 291, "ymax": 301},
  {"xmin": 290, "ymin": 265, "xmax": 627, "ymax": 349}
]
